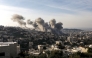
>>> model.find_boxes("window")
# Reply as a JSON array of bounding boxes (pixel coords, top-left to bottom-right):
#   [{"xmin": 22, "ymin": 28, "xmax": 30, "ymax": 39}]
[{"xmin": 0, "ymin": 52, "xmax": 5, "ymax": 56}]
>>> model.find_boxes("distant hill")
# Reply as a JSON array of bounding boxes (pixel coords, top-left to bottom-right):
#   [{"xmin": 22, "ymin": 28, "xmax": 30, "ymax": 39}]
[
  {"xmin": 80, "ymin": 28, "xmax": 92, "ymax": 31},
  {"xmin": 63, "ymin": 28, "xmax": 83, "ymax": 31}
]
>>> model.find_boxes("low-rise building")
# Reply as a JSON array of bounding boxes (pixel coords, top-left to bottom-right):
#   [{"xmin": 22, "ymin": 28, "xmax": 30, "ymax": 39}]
[{"xmin": 0, "ymin": 42, "xmax": 18, "ymax": 58}]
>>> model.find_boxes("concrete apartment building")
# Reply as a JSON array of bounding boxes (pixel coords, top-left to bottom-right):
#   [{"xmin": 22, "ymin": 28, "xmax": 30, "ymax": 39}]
[{"xmin": 0, "ymin": 42, "xmax": 18, "ymax": 58}]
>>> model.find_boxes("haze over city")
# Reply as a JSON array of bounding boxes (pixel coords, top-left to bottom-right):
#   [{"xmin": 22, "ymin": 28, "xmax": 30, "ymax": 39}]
[
  {"xmin": 1, "ymin": 0, "xmax": 92, "ymax": 58},
  {"xmin": 0, "ymin": 0, "xmax": 92, "ymax": 30}
]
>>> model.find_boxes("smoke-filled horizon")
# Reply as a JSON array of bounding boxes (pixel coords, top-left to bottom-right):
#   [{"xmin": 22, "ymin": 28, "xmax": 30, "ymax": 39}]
[
  {"xmin": 0, "ymin": 0, "xmax": 92, "ymax": 28},
  {"xmin": 11, "ymin": 14, "xmax": 63, "ymax": 35}
]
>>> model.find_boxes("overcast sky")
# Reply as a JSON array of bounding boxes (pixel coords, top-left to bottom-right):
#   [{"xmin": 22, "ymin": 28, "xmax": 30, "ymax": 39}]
[{"xmin": 0, "ymin": 0, "xmax": 92, "ymax": 28}]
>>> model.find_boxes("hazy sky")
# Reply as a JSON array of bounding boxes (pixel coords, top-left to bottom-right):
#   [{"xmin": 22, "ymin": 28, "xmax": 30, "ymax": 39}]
[{"xmin": 0, "ymin": 0, "xmax": 92, "ymax": 28}]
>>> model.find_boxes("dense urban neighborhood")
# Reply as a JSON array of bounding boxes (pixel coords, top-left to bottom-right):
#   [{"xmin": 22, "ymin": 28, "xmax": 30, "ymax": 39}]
[
  {"xmin": 0, "ymin": 25, "xmax": 92, "ymax": 58},
  {"xmin": 1, "ymin": 0, "xmax": 92, "ymax": 58}
]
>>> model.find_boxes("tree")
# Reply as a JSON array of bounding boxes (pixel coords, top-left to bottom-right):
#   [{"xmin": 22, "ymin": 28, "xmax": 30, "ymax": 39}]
[
  {"xmin": 48, "ymin": 50, "xmax": 63, "ymax": 58},
  {"xmin": 88, "ymin": 48, "xmax": 92, "ymax": 53}
]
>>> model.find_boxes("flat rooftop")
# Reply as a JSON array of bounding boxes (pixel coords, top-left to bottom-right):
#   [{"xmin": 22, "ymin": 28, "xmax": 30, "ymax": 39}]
[{"xmin": 0, "ymin": 42, "xmax": 17, "ymax": 47}]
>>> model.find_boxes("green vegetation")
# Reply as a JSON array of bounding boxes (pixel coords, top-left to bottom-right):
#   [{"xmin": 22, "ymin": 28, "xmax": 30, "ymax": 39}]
[{"xmin": 88, "ymin": 48, "xmax": 92, "ymax": 53}]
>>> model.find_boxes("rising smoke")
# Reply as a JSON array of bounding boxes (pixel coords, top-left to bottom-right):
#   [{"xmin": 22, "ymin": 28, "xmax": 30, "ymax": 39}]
[
  {"xmin": 11, "ymin": 14, "xmax": 26, "ymax": 27},
  {"xmin": 55, "ymin": 22, "xmax": 63, "ymax": 30},
  {"xmin": 49, "ymin": 19, "xmax": 56, "ymax": 29},
  {"xmin": 35, "ymin": 17, "xmax": 46, "ymax": 32},
  {"xmin": 26, "ymin": 18, "xmax": 63, "ymax": 35},
  {"xmin": 11, "ymin": 14, "xmax": 63, "ymax": 35},
  {"xmin": 27, "ymin": 19, "xmax": 33, "ymax": 25}
]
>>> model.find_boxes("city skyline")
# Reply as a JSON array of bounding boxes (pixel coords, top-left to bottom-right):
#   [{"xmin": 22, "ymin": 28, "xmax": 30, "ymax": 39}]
[{"xmin": 0, "ymin": 0, "xmax": 92, "ymax": 29}]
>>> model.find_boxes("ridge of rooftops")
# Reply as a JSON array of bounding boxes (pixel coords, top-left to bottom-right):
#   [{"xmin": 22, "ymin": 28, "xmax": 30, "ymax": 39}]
[{"xmin": 0, "ymin": 42, "xmax": 17, "ymax": 47}]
